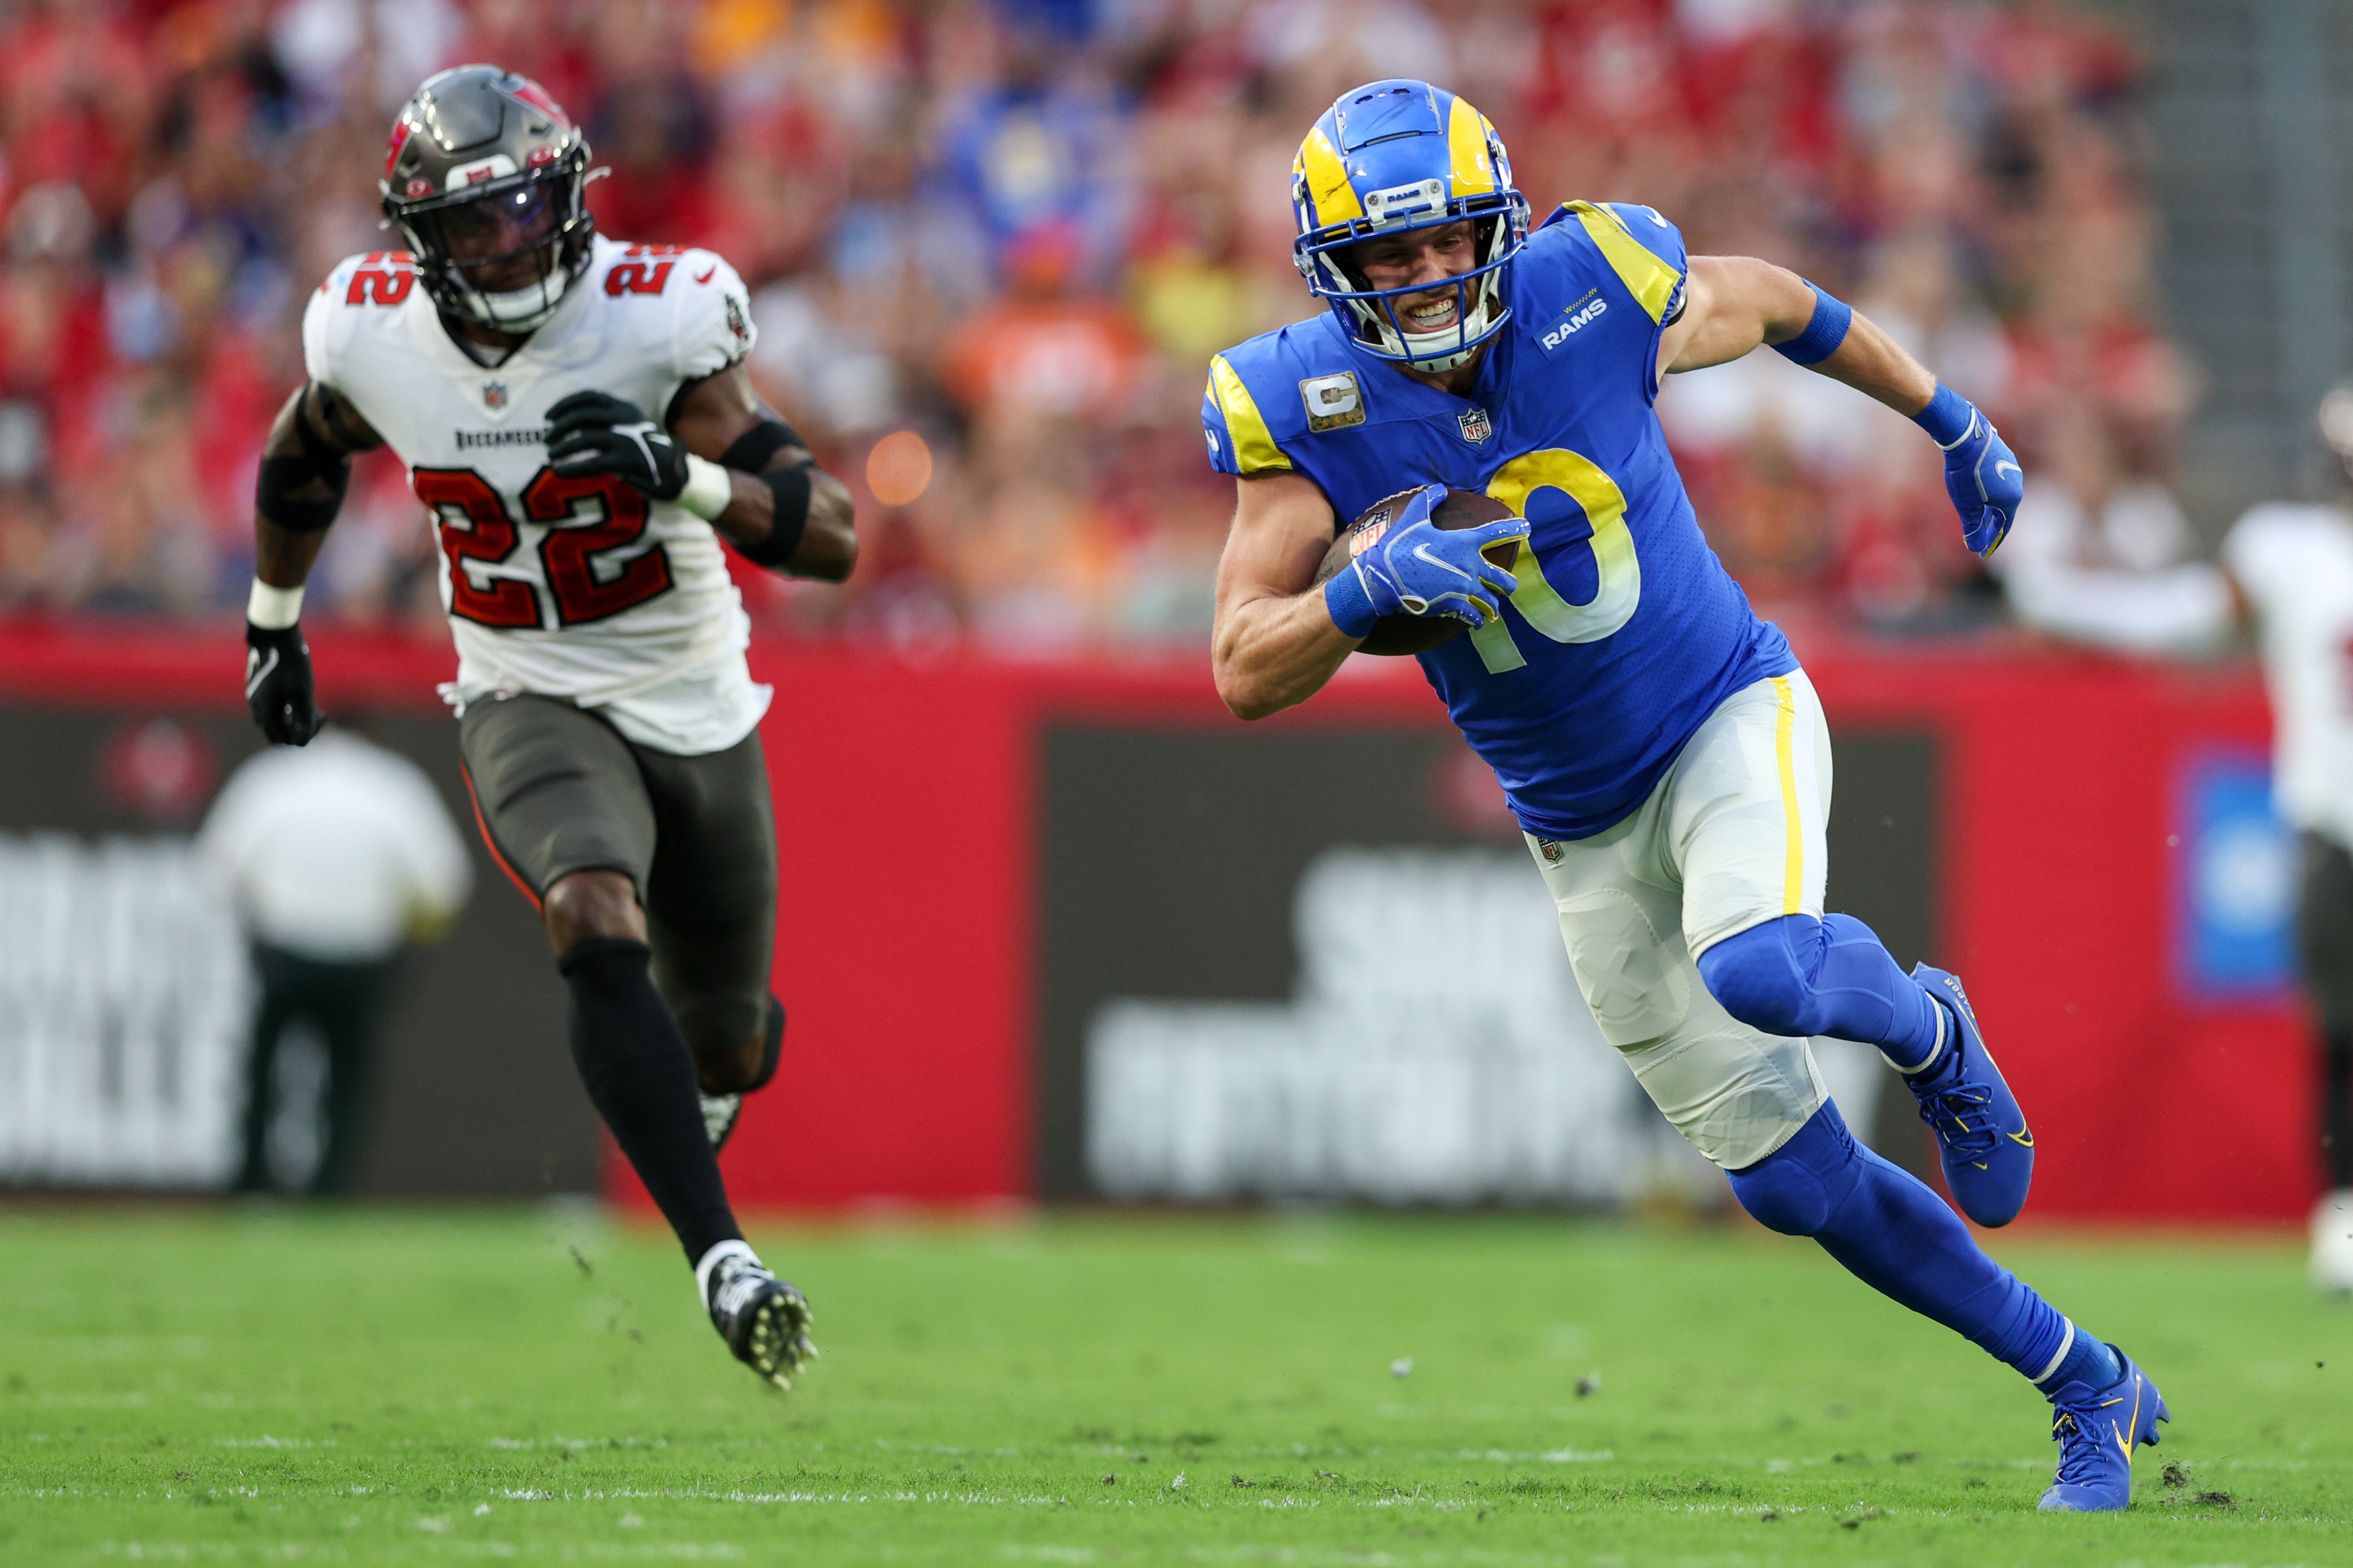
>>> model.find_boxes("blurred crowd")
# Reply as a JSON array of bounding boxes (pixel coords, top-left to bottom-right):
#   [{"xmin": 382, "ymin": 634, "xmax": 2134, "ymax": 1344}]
[{"xmin": 0, "ymin": 0, "xmax": 2189, "ymax": 650}]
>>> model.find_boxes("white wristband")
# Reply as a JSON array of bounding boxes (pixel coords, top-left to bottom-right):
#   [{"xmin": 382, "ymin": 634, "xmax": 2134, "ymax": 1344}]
[
  {"xmin": 678, "ymin": 454, "xmax": 734, "ymax": 521},
  {"xmin": 248, "ymin": 580, "xmax": 304, "ymax": 629}
]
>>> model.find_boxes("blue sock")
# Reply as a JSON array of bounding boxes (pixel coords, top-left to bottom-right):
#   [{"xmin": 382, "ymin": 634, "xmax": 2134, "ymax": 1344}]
[
  {"xmin": 1699, "ymin": 913, "xmax": 1944, "ymax": 1071},
  {"xmin": 1728, "ymin": 1100, "xmax": 2105, "ymax": 1393},
  {"xmin": 2042, "ymin": 1327, "xmax": 2124, "ymax": 1393}
]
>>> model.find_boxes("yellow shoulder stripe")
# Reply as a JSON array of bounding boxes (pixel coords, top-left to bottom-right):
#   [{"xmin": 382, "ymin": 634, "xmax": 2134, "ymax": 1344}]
[
  {"xmin": 1208, "ymin": 355, "xmax": 1291, "ymax": 475},
  {"xmin": 1564, "ymin": 201, "xmax": 1682, "ymax": 323}
]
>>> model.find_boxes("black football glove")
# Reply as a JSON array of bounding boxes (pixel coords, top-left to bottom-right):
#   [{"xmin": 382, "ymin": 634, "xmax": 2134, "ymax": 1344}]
[
  {"xmin": 245, "ymin": 621, "xmax": 324, "ymax": 746},
  {"xmin": 545, "ymin": 390, "xmax": 690, "ymax": 501}
]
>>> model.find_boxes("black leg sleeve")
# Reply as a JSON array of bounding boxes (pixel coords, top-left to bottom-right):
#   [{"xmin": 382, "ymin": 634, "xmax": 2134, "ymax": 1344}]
[
  {"xmin": 2324, "ymin": 1027, "xmax": 2353, "ymax": 1192},
  {"xmin": 559, "ymin": 937, "xmax": 742, "ymax": 1262}
]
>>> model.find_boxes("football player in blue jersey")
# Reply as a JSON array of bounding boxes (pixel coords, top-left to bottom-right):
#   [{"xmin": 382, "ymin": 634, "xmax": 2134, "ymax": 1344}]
[{"xmin": 1204, "ymin": 79, "xmax": 2161, "ymax": 1512}]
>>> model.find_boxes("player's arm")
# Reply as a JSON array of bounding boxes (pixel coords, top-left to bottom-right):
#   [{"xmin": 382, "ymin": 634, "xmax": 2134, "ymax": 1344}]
[
  {"xmin": 543, "ymin": 365, "xmax": 857, "ymax": 582},
  {"xmin": 1213, "ymin": 473, "xmax": 1525, "ymax": 720},
  {"xmin": 245, "ymin": 382, "xmax": 383, "ymax": 746},
  {"xmin": 1211, "ymin": 471, "xmax": 1360, "ymax": 720},
  {"xmin": 668, "ymin": 363, "xmax": 857, "ymax": 580},
  {"xmin": 1659, "ymin": 255, "xmax": 2022, "ymax": 557}
]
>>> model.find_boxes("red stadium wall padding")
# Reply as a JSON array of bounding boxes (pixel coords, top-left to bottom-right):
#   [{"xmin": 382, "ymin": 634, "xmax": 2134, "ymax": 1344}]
[
  {"xmin": 0, "ymin": 623, "xmax": 2310, "ymax": 1222},
  {"xmin": 733, "ymin": 650, "xmax": 1040, "ymax": 1205}
]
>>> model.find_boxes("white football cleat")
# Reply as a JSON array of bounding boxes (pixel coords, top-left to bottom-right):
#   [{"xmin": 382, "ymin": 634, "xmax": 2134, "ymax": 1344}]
[
  {"xmin": 697, "ymin": 1240, "xmax": 816, "ymax": 1390},
  {"xmin": 2312, "ymin": 1189, "xmax": 2353, "ymax": 1294}
]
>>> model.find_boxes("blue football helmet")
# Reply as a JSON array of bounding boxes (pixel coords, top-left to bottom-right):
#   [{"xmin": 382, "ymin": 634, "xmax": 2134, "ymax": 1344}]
[{"xmin": 1292, "ymin": 80, "xmax": 1531, "ymax": 373}]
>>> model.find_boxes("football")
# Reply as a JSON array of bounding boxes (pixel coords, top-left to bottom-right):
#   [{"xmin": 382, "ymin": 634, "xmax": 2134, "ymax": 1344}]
[{"xmin": 1313, "ymin": 487, "xmax": 1522, "ymax": 656}]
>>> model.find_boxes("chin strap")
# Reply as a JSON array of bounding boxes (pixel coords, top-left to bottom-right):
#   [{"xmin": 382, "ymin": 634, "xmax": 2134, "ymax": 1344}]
[
  {"xmin": 440, "ymin": 248, "xmax": 578, "ymax": 337},
  {"xmin": 463, "ymin": 265, "xmax": 572, "ymax": 331},
  {"xmin": 1390, "ymin": 293, "xmax": 1500, "ymax": 372}
]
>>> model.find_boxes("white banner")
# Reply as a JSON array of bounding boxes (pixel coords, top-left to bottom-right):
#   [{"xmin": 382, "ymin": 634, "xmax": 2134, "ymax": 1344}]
[
  {"xmin": 1086, "ymin": 846, "xmax": 1883, "ymax": 1206},
  {"xmin": 0, "ymin": 834, "xmax": 248, "ymax": 1186}
]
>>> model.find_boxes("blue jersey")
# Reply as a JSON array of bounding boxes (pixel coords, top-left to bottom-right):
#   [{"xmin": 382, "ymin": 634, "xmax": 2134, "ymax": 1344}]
[{"xmin": 1202, "ymin": 201, "xmax": 1795, "ymax": 840}]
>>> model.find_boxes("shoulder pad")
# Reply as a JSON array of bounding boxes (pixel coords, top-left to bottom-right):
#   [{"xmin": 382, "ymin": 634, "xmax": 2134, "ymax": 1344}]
[
  {"xmin": 596, "ymin": 241, "xmax": 694, "ymax": 301},
  {"xmin": 1205, "ymin": 317, "xmax": 1386, "ymax": 471},
  {"xmin": 1204, "ymin": 344, "xmax": 1291, "ymax": 477},
  {"xmin": 1544, "ymin": 202, "xmax": 1685, "ymax": 324},
  {"xmin": 320, "ymin": 250, "xmax": 421, "ymax": 311},
  {"xmin": 621, "ymin": 245, "xmax": 755, "ymax": 382},
  {"xmin": 305, "ymin": 251, "xmax": 417, "ymax": 387}
]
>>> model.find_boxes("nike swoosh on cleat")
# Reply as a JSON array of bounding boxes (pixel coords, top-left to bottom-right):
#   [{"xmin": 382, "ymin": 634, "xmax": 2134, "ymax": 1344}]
[
  {"xmin": 695, "ymin": 265, "xmax": 717, "ymax": 283},
  {"xmin": 2007, "ymin": 1127, "xmax": 2034, "ymax": 1147}
]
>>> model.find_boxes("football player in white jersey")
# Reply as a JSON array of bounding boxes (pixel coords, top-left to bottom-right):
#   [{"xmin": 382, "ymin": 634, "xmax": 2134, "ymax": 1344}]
[
  {"xmin": 1993, "ymin": 388, "xmax": 2353, "ymax": 1291},
  {"xmin": 240, "ymin": 66, "xmax": 857, "ymax": 1388}
]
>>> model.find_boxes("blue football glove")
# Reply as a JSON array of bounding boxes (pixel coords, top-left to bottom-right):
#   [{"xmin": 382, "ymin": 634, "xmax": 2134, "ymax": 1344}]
[
  {"xmin": 1325, "ymin": 484, "xmax": 1525, "ymax": 637},
  {"xmin": 1917, "ymin": 386, "xmax": 2023, "ymax": 557}
]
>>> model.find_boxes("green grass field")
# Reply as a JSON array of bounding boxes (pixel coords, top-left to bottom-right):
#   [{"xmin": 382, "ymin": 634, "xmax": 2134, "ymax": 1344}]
[{"xmin": 1, "ymin": 1207, "xmax": 2346, "ymax": 1566}]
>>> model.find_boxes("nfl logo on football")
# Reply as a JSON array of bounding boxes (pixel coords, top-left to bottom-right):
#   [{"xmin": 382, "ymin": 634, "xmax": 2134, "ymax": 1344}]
[
  {"xmin": 1457, "ymin": 407, "xmax": 1492, "ymax": 444},
  {"xmin": 482, "ymin": 380, "xmax": 507, "ymax": 410}
]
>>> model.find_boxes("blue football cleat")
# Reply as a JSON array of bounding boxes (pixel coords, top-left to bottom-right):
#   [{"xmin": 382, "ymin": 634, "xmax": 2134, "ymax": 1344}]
[
  {"xmin": 1906, "ymin": 964, "xmax": 2034, "ymax": 1227},
  {"xmin": 2040, "ymin": 1347, "xmax": 2167, "ymax": 1511}
]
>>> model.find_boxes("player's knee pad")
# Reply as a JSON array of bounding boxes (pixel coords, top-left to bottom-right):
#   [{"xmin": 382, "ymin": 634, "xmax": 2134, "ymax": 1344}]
[
  {"xmin": 675, "ymin": 993, "xmax": 763, "ymax": 1062},
  {"xmin": 745, "ymin": 994, "xmax": 785, "ymax": 1093},
  {"xmin": 1727, "ymin": 1100, "xmax": 1863, "ymax": 1237},
  {"xmin": 679, "ymin": 990, "xmax": 783, "ymax": 1093},
  {"xmin": 1698, "ymin": 913, "xmax": 1826, "ymax": 1038}
]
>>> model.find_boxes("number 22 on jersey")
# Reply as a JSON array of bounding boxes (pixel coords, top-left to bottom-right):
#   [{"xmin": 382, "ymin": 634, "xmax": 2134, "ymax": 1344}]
[
  {"xmin": 1468, "ymin": 447, "xmax": 1642, "ymax": 674},
  {"xmin": 414, "ymin": 467, "xmax": 674, "ymax": 629}
]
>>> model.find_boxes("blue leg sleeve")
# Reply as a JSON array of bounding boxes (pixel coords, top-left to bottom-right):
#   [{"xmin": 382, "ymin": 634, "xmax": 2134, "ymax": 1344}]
[
  {"xmin": 1699, "ymin": 912, "xmax": 1942, "ymax": 1069},
  {"xmin": 1729, "ymin": 1100, "xmax": 2074, "ymax": 1381}
]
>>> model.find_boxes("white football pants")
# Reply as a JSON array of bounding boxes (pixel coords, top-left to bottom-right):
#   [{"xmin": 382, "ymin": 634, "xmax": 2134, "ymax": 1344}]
[{"xmin": 1524, "ymin": 669, "xmax": 1833, "ymax": 1170}]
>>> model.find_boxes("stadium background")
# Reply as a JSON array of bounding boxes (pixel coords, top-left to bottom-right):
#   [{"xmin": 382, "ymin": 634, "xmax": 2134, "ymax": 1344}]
[{"xmin": 0, "ymin": 0, "xmax": 2330, "ymax": 1225}]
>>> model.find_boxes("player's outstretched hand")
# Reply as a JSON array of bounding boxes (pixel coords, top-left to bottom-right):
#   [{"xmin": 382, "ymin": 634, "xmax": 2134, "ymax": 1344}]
[
  {"xmin": 1934, "ymin": 399, "xmax": 2023, "ymax": 558},
  {"xmin": 545, "ymin": 390, "xmax": 691, "ymax": 502},
  {"xmin": 1352, "ymin": 483, "xmax": 1525, "ymax": 628},
  {"xmin": 244, "ymin": 621, "xmax": 323, "ymax": 746}
]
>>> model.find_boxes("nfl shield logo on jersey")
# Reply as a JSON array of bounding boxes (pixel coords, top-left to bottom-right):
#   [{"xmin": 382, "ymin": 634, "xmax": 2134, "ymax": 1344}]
[
  {"xmin": 482, "ymin": 380, "xmax": 507, "ymax": 410},
  {"xmin": 1457, "ymin": 407, "xmax": 1492, "ymax": 444}
]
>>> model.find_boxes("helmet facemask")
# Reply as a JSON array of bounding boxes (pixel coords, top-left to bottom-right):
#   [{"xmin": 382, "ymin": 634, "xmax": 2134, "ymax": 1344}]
[
  {"xmin": 1305, "ymin": 205, "xmax": 1524, "ymax": 373},
  {"xmin": 389, "ymin": 153, "xmax": 596, "ymax": 334}
]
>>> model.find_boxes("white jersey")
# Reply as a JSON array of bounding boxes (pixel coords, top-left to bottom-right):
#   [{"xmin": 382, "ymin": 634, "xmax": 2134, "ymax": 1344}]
[
  {"xmin": 2221, "ymin": 503, "xmax": 2353, "ymax": 852},
  {"xmin": 303, "ymin": 235, "xmax": 769, "ymax": 754}
]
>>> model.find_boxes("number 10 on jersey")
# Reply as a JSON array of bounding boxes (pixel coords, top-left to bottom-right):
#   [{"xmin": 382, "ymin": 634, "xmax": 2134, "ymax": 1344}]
[{"xmin": 1468, "ymin": 447, "xmax": 1643, "ymax": 673}]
